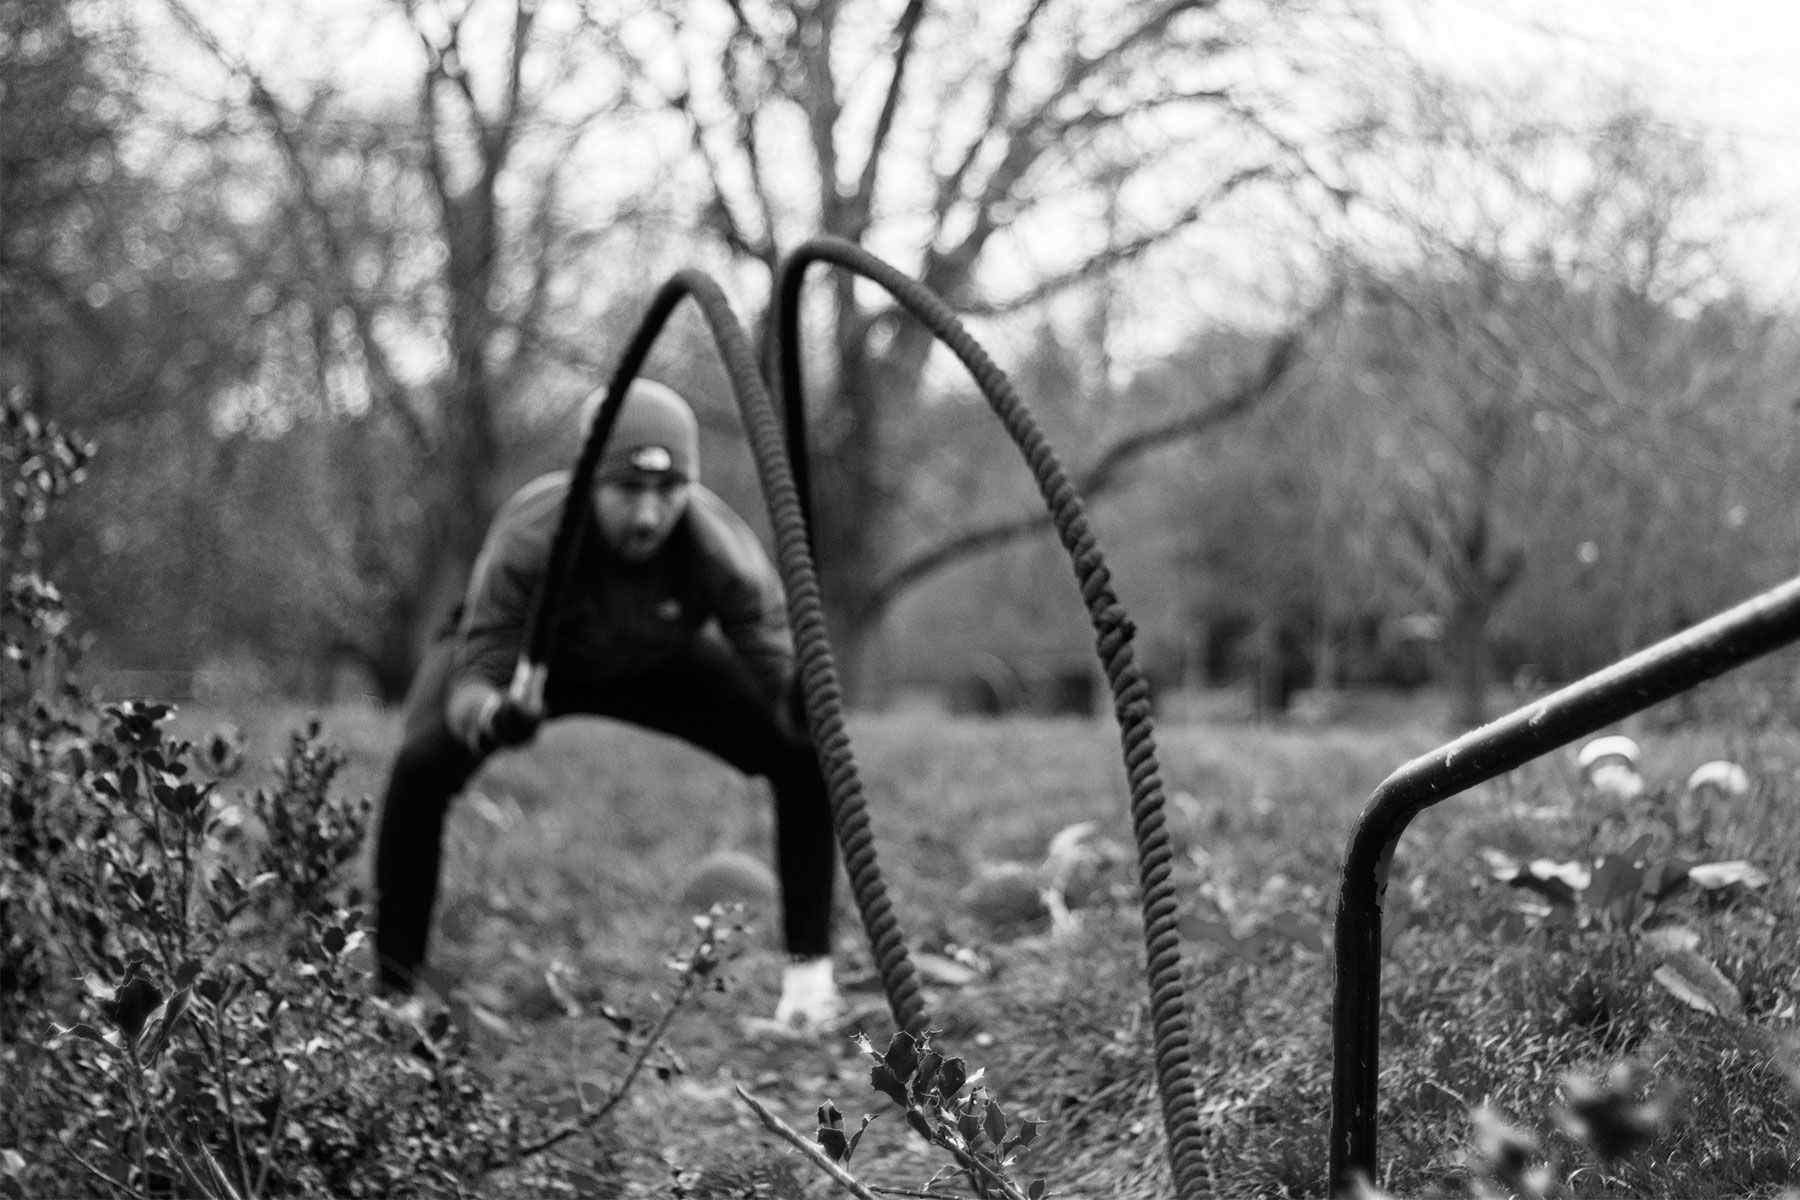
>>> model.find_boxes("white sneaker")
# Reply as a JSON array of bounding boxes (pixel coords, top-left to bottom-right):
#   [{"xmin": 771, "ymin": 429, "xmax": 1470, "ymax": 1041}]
[{"xmin": 772, "ymin": 956, "xmax": 842, "ymax": 1032}]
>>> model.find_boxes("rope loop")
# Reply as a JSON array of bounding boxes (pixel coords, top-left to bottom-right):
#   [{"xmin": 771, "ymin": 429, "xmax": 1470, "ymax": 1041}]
[
  {"xmin": 526, "ymin": 240, "xmax": 1207, "ymax": 1199},
  {"xmin": 777, "ymin": 236, "xmax": 1206, "ymax": 1200}
]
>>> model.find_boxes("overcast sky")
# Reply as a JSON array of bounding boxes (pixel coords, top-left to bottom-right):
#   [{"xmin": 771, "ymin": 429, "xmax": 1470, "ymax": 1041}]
[
  {"xmin": 1405, "ymin": 0, "xmax": 1800, "ymax": 261},
  {"xmin": 133, "ymin": 0, "xmax": 1800, "ymax": 311}
]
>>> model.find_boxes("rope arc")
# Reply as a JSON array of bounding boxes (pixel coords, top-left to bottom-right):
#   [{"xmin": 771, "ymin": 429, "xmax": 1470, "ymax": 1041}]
[{"xmin": 775, "ymin": 235, "xmax": 1207, "ymax": 1200}]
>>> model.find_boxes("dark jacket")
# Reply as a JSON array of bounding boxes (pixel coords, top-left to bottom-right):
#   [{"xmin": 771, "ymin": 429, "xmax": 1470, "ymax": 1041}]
[{"xmin": 446, "ymin": 472, "xmax": 793, "ymax": 731}]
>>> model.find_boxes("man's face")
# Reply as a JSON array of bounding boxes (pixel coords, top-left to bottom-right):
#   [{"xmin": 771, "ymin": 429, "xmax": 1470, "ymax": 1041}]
[{"xmin": 593, "ymin": 473, "xmax": 691, "ymax": 561}]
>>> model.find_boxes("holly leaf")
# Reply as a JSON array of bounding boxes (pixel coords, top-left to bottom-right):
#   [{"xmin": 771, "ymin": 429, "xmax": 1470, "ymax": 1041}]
[
  {"xmin": 1004, "ymin": 1117, "xmax": 1042, "ymax": 1154},
  {"xmin": 884, "ymin": 1031, "xmax": 920, "ymax": 1082},
  {"xmin": 49, "ymin": 1022, "xmax": 119, "ymax": 1051},
  {"xmin": 937, "ymin": 1056, "xmax": 967, "ymax": 1098},
  {"xmin": 140, "ymin": 987, "xmax": 192, "ymax": 1063},
  {"xmin": 106, "ymin": 973, "xmax": 164, "ymax": 1042},
  {"xmin": 984, "ymin": 1097, "xmax": 1007, "ymax": 1145},
  {"xmin": 869, "ymin": 1062, "xmax": 909, "ymax": 1107},
  {"xmin": 846, "ymin": 1113, "xmax": 875, "ymax": 1161},
  {"xmin": 914, "ymin": 1048, "xmax": 943, "ymax": 1094}
]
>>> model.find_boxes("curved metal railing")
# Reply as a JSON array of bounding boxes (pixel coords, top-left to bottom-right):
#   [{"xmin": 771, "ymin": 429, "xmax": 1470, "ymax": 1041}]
[{"xmin": 1329, "ymin": 573, "xmax": 1800, "ymax": 1194}]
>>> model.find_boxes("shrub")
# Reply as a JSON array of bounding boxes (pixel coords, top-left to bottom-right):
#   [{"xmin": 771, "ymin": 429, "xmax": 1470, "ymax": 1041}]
[{"xmin": 0, "ymin": 396, "xmax": 540, "ymax": 1197}]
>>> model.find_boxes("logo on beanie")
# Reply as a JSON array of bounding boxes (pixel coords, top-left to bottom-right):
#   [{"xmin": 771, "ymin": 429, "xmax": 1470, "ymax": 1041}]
[{"xmin": 628, "ymin": 445, "xmax": 675, "ymax": 474}]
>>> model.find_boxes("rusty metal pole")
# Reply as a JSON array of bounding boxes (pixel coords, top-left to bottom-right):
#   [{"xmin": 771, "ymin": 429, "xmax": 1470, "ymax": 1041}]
[{"xmin": 1329, "ymin": 573, "xmax": 1800, "ymax": 1195}]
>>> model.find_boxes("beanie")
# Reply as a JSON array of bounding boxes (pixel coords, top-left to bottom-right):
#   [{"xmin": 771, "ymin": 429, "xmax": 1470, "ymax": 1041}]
[{"xmin": 591, "ymin": 379, "xmax": 700, "ymax": 483}]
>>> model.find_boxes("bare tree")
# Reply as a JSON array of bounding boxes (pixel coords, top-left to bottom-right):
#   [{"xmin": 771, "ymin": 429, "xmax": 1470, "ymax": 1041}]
[
  {"xmin": 157, "ymin": 0, "xmax": 630, "ymax": 696},
  {"xmin": 618, "ymin": 0, "xmax": 1359, "ymax": 692},
  {"xmin": 1316, "ymin": 72, "xmax": 1776, "ymax": 726}
]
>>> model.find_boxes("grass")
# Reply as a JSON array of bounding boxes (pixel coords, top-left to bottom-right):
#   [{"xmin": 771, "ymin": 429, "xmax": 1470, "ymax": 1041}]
[{"xmin": 171, "ymin": 697, "xmax": 1800, "ymax": 1198}]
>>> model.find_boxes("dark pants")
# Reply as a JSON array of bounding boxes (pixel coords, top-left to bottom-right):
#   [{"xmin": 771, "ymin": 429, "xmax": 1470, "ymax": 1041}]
[{"xmin": 372, "ymin": 633, "xmax": 836, "ymax": 993}]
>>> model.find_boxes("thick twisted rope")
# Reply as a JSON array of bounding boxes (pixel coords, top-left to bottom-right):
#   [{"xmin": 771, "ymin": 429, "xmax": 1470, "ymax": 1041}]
[
  {"xmin": 776, "ymin": 236, "xmax": 1206, "ymax": 1200},
  {"xmin": 516, "ymin": 269, "xmax": 929, "ymax": 1036},
  {"xmin": 521, "ymin": 247, "xmax": 1202, "ymax": 1194}
]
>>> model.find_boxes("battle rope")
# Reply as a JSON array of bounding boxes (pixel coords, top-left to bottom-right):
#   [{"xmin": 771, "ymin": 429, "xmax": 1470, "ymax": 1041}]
[
  {"xmin": 517, "ymin": 246, "xmax": 1204, "ymax": 1197},
  {"xmin": 776, "ymin": 236, "xmax": 1205, "ymax": 1198},
  {"xmin": 514, "ymin": 268, "xmax": 930, "ymax": 1037}
]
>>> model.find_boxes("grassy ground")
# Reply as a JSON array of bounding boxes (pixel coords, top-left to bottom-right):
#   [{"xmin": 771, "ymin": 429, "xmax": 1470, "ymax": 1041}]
[{"xmin": 176, "ymin": 699, "xmax": 1800, "ymax": 1198}]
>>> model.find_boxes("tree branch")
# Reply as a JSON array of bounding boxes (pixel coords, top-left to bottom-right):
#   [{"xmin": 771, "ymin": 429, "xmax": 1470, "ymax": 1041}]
[
  {"xmin": 848, "ymin": 0, "xmax": 928, "ymax": 237},
  {"xmin": 796, "ymin": 0, "xmax": 846, "ymax": 228},
  {"xmin": 855, "ymin": 282, "xmax": 1339, "ymax": 627},
  {"xmin": 164, "ymin": 0, "xmax": 430, "ymax": 451},
  {"xmin": 960, "ymin": 162, "xmax": 1277, "ymax": 316},
  {"xmin": 931, "ymin": 0, "xmax": 1055, "ymax": 228},
  {"xmin": 507, "ymin": 107, "xmax": 617, "ymax": 374},
  {"xmin": 734, "ymin": 1086, "xmax": 884, "ymax": 1200},
  {"xmin": 493, "ymin": 0, "xmax": 536, "ymax": 168},
  {"xmin": 717, "ymin": 14, "xmax": 780, "ymax": 269},
  {"xmin": 1223, "ymin": 97, "xmax": 1355, "ymax": 210},
  {"xmin": 672, "ymin": 79, "xmax": 767, "ymax": 263},
  {"xmin": 930, "ymin": 0, "xmax": 1224, "ymax": 297},
  {"xmin": 436, "ymin": 12, "xmax": 488, "ymax": 144},
  {"xmin": 56, "ymin": 1138, "xmax": 136, "ymax": 1200}
]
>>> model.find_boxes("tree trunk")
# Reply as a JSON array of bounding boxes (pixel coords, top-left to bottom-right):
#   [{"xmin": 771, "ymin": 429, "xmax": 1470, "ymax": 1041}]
[{"xmin": 804, "ymin": 289, "xmax": 941, "ymax": 704}]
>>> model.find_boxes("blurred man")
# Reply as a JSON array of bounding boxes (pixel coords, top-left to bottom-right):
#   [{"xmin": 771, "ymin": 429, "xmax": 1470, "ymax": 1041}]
[{"xmin": 372, "ymin": 379, "xmax": 841, "ymax": 1031}]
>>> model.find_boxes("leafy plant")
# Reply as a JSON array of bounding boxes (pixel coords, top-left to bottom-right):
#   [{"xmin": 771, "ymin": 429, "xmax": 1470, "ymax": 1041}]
[
  {"xmin": 807, "ymin": 1028, "xmax": 1049, "ymax": 1200},
  {"xmin": 1350, "ymin": 1057, "xmax": 1691, "ymax": 1200},
  {"xmin": 4, "ymin": 699, "xmax": 535, "ymax": 1199},
  {"xmin": 1480, "ymin": 833, "xmax": 1770, "ymax": 1018},
  {"xmin": 0, "ymin": 397, "xmax": 532, "ymax": 1197}
]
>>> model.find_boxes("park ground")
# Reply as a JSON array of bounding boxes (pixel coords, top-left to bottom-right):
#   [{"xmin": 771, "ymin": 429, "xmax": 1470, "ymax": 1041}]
[{"xmin": 177, "ymin": 693, "xmax": 1800, "ymax": 1198}]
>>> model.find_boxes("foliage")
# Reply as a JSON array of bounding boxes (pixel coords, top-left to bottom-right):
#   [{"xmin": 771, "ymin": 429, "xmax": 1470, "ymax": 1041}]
[
  {"xmin": 1, "ymin": 699, "xmax": 538, "ymax": 1197},
  {"xmin": 241, "ymin": 719, "xmax": 370, "ymax": 920},
  {"xmin": 1, "ymin": 401, "xmax": 741, "ymax": 1199},
  {"xmin": 834, "ymin": 1028, "xmax": 1047, "ymax": 1200},
  {"xmin": 2, "ymin": 396, "xmax": 93, "ymax": 999}
]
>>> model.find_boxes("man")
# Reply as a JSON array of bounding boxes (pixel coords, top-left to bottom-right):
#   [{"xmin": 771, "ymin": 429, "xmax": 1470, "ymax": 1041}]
[{"xmin": 372, "ymin": 378, "xmax": 841, "ymax": 1031}]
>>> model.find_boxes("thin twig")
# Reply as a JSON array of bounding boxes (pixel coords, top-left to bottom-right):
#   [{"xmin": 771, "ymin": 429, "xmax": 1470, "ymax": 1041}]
[
  {"xmin": 491, "ymin": 969, "xmax": 702, "ymax": 1167},
  {"xmin": 197, "ymin": 1140, "xmax": 248, "ymax": 1200},
  {"xmin": 733, "ymin": 1085, "xmax": 883, "ymax": 1200},
  {"xmin": 149, "ymin": 1104, "xmax": 238, "ymax": 1200},
  {"xmin": 57, "ymin": 1138, "xmax": 137, "ymax": 1200},
  {"xmin": 252, "ymin": 1030, "xmax": 290, "ymax": 1196},
  {"xmin": 938, "ymin": 1137, "xmax": 1031, "ymax": 1200},
  {"xmin": 142, "ymin": 1108, "xmax": 230, "ymax": 1200},
  {"xmin": 864, "ymin": 1182, "xmax": 984, "ymax": 1199},
  {"xmin": 201, "ymin": 1010, "xmax": 260, "ymax": 1200},
  {"xmin": 251, "ymin": 992, "xmax": 294, "ymax": 1195}
]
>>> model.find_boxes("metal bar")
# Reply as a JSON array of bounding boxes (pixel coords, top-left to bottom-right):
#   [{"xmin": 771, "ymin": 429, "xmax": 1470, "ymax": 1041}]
[{"xmin": 1328, "ymin": 573, "xmax": 1800, "ymax": 1195}]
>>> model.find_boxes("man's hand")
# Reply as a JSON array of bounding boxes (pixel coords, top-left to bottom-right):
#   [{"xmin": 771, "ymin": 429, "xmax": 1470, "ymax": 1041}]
[{"xmin": 475, "ymin": 694, "xmax": 542, "ymax": 754}]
